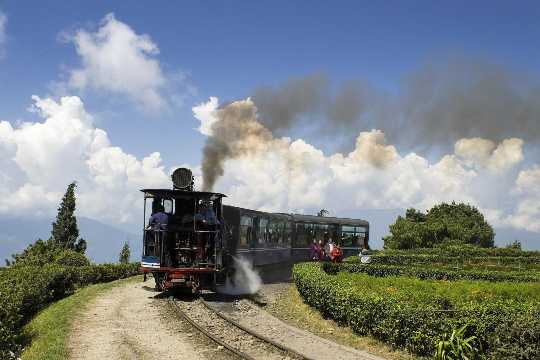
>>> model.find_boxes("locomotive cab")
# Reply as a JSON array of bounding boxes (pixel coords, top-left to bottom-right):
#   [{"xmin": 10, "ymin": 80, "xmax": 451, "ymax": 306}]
[{"xmin": 140, "ymin": 168, "xmax": 228, "ymax": 292}]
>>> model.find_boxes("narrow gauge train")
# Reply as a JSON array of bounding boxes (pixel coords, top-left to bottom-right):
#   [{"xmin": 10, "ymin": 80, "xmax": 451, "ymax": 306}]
[{"xmin": 140, "ymin": 168, "xmax": 369, "ymax": 292}]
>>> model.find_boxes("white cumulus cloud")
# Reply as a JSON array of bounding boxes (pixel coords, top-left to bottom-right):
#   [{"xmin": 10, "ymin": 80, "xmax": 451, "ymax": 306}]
[
  {"xmin": 63, "ymin": 13, "xmax": 190, "ymax": 110},
  {"xmin": 455, "ymin": 137, "xmax": 524, "ymax": 172},
  {"xmin": 0, "ymin": 95, "xmax": 170, "ymax": 223},
  {"xmin": 193, "ymin": 97, "xmax": 538, "ymax": 234},
  {"xmin": 504, "ymin": 166, "xmax": 540, "ymax": 232},
  {"xmin": 193, "ymin": 96, "xmax": 220, "ymax": 136}
]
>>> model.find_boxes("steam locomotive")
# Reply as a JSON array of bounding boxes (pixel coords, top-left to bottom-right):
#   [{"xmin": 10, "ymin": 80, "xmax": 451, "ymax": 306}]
[{"xmin": 140, "ymin": 168, "xmax": 369, "ymax": 292}]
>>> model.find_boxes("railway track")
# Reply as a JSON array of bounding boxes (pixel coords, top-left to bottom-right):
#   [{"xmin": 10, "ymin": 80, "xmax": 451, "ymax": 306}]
[{"xmin": 169, "ymin": 296, "xmax": 311, "ymax": 360}]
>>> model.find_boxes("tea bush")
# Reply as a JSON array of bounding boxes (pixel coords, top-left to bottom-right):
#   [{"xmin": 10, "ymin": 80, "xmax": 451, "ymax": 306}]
[
  {"xmin": 382, "ymin": 245, "xmax": 540, "ymax": 257},
  {"xmin": 53, "ymin": 249, "xmax": 91, "ymax": 267},
  {"xmin": 323, "ymin": 262, "xmax": 540, "ymax": 282},
  {"xmin": 347, "ymin": 253, "xmax": 540, "ymax": 268},
  {"xmin": 486, "ymin": 305, "xmax": 540, "ymax": 360},
  {"xmin": 293, "ymin": 262, "xmax": 540, "ymax": 358},
  {"xmin": 0, "ymin": 262, "xmax": 139, "ymax": 358}
]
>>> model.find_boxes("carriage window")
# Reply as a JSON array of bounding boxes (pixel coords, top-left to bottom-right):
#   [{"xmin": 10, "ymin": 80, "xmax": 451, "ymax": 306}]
[
  {"xmin": 268, "ymin": 220, "xmax": 284, "ymax": 247},
  {"xmin": 296, "ymin": 223, "xmax": 315, "ymax": 246},
  {"xmin": 240, "ymin": 216, "xmax": 252, "ymax": 248},
  {"xmin": 276, "ymin": 221, "xmax": 285, "ymax": 246},
  {"xmin": 284, "ymin": 222, "xmax": 292, "ymax": 246},
  {"xmin": 340, "ymin": 225, "xmax": 366, "ymax": 247},
  {"xmin": 267, "ymin": 221, "xmax": 275, "ymax": 247},
  {"xmin": 356, "ymin": 226, "xmax": 367, "ymax": 248},
  {"xmin": 314, "ymin": 224, "xmax": 329, "ymax": 244},
  {"xmin": 258, "ymin": 218, "xmax": 268, "ymax": 245}
]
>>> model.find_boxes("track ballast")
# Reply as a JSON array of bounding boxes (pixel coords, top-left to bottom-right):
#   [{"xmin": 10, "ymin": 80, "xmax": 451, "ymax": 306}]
[{"xmin": 169, "ymin": 297, "xmax": 308, "ymax": 360}]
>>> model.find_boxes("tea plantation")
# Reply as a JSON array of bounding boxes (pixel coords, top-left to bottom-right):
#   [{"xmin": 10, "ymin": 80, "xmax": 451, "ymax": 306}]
[{"xmin": 293, "ymin": 248, "xmax": 540, "ymax": 359}]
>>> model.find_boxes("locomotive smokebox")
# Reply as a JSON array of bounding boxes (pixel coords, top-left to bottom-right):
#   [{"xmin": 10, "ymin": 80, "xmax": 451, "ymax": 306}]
[{"xmin": 172, "ymin": 168, "xmax": 194, "ymax": 191}]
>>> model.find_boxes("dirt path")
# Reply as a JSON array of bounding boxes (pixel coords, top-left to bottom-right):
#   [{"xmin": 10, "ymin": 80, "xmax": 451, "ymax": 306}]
[{"xmin": 69, "ymin": 281, "xmax": 224, "ymax": 360}]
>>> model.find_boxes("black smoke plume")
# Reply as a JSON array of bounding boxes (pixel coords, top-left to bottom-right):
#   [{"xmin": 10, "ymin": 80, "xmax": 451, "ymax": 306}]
[
  {"xmin": 201, "ymin": 59, "xmax": 540, "ymax": 191},
  {"xmin": 201, "ymin": 99, "xmax": 273, "ymax": 191}
]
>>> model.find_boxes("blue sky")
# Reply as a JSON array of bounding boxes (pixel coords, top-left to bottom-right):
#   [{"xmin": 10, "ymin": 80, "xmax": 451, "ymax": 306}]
[
  {"xmin": 2, "ymin": 1, "xmax": 540, "ymax": 167},
  {"xmin": 0, "ymin": 1, "xmax": 540, "ymax": 248}
]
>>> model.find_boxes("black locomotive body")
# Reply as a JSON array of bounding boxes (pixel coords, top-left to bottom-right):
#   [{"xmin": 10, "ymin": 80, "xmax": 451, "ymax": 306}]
[{"xmin": 140, "ymin": 168, "xmax": 369, "ymax": 292}]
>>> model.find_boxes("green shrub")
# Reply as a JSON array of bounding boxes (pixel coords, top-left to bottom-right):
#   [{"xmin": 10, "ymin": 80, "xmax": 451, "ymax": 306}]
[
  {"xmin": 487, "ymin": 306, "xmax": 540, "ymax": 360},
  {"xmin": 374, "ymin": 246, "xmax": 540, "ymax": 258},
  {"xmin": 0, "ymin": 262, "xmax": 140, "ymax": 359},
  {"xmin": 54, "ymin": 250, "xmax": 91, "ymax": 267},
  {"xmin": 293, "ymin": 262, "xmax": 539, "ymax": 357},
  {"xmin": 346, "ymin": 253, "xmax": 540, "ymax": 269},
  {"xmin": 323, "ymin": 262, "xmax": 540, "ymax": 282}
]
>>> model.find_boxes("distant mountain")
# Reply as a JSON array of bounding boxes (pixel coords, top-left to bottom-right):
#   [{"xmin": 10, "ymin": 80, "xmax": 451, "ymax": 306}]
[
  {"xmin": 0, "ymin": 216, "xmax": 140, "ymax": 264},
  {"xmin": 78, "ymin": 218, "xmax": 140, "ymax": 263}
]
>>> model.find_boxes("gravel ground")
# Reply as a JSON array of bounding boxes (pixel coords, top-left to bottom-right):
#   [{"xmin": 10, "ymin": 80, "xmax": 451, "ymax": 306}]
[
  {"xmin": 217, "ymin": 298, "xmax": 384, "ymax": 360},
  {"xmin": 175, "ymin": 298, "xmax": 295, "ymax": 360},
  {"xmin": 213, "ymin": 281, "xmax": 385, "ymax": 360},
  {"xmin": 69, "ymin": 281, "xmax": 234, "ymax": 360},
  {"xmin": 251, "ymin": 282, "xmax": 292, "ymax": 305}
]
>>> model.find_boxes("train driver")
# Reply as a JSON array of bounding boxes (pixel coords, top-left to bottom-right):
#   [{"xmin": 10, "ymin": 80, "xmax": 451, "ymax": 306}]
[{"xmin": 149, "ymin": 203, "xmax": 169, "ymax": 230}]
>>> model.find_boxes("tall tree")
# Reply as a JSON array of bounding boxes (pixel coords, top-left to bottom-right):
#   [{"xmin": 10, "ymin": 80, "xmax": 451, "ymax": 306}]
[
  {"xmin": 384, "ymin": 202, "xmax": 495, "ymax": 249},
  {"xmin": 51, "ymin": 182, "xmax": 86, "ymax": 253},
  {"xmin": 119, "ymin": 241, "xmax": 131, "ymax": 264}
]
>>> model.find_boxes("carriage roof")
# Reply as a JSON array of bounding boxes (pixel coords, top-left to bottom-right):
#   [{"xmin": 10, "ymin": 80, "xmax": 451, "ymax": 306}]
[{"xmin": 289, "ymin": 213, "xmax": 369, "ymax": 227}]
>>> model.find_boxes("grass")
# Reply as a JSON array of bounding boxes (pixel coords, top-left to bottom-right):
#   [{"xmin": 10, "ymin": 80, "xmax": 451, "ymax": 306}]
[
  {"xmin": 21, "ymin": 275, "xmax": 142, "ymax": 360},
  {"xmin": 267, "ymin": 284, "xmax": 421, "ymax": 360}
]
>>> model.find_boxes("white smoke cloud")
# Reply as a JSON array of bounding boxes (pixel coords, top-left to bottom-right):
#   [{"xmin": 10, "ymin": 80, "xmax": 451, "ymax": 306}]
[
  {"xmin": 0, "ymin": 95, "xmax": 170, "ymax": 223},
  {"xmin": 0, "ymin": 10, "xmax": 7, "ymax": 58},
  {"xmin": 63, "ymin": 13, "xmax": 190, "ymax": 110},
  {"xmin": 194, "ymin": 97, "xmax": 538, "ymax": 234}
]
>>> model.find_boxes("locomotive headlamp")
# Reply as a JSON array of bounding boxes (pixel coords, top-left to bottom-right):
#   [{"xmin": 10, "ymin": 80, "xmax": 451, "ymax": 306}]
[{"xmin": 172, "ymin": 167, "xmax": 194, "ymax": 190}]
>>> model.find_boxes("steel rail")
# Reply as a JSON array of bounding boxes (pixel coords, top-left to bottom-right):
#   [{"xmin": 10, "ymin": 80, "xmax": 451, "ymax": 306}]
[
  {"xmin": 168, "ymin": 298, "xmax": 257, "ymax": 360},
  {"xmin": 200, "ymin": 299, "xmax": 314, "ymax": 360}
]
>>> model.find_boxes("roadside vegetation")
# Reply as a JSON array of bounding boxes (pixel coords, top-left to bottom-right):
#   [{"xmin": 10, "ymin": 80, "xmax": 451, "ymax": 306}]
[
  {"xmin": 0, "ymin": 182, "xmax": 140, "ymax": 359},
  {"xmin": 21, "ymin": 275, "xmax": 141, "ymax": 360},
  {"xmin": 269, "ymin": 284, "xmax": 419, "ymax": 360},
  {"xmin": 293, "ymin": 202, "xmax": 540, "ymax": 359}
]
